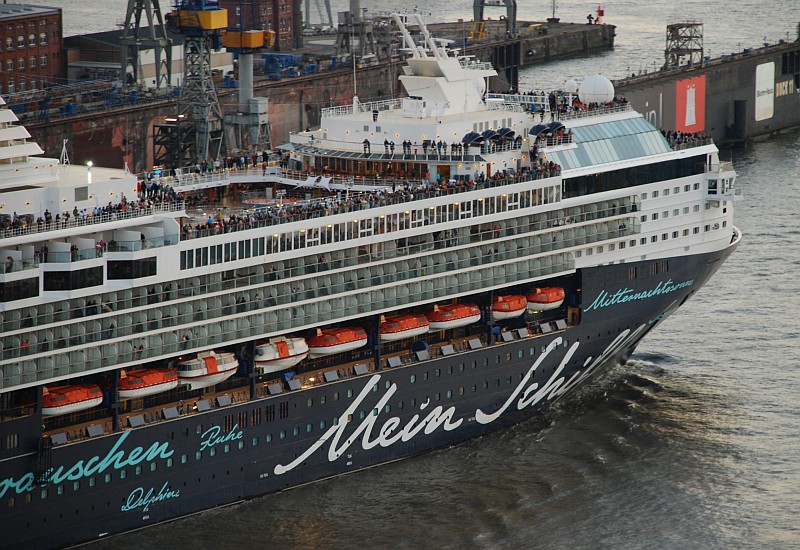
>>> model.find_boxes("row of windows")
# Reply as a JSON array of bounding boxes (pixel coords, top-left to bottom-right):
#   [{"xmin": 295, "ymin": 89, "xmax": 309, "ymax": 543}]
[
  {"xmin": 641, "ymin": 182, "xmax": 699, "ymax": 200},
  {"xmin": 180, "ymin": 186, "xmax": 560, "ymax": 268},
  {"xmin": 1, "ymin": 33, "xmax": 48, "ymax": 51},
  {"xmin": 181, "ymin": 237, "xmax": 266, "ymax": 270},
  {"xmin": 0, "ymin": 55, "xmax": 47, "ymax": 72},
  {"xmin": 643, "ymin": 203, "xmax": 701, "ymax": 222},
  {"xmin": 573, "ymin": 217, "xmax": 727, "ymax": 260},
  {"xmin": 0, "ymin": 77, "xmax": 47, "ymax": 96},
  {"xmin": 563, "ymin": 156, "xmax": 705, "ymax": 199}
]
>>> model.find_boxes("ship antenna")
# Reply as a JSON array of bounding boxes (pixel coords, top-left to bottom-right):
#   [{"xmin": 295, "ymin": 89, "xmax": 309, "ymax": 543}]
[{"xmin": 59, "ymin": 139, "xmax": 70, "ymax": 167}]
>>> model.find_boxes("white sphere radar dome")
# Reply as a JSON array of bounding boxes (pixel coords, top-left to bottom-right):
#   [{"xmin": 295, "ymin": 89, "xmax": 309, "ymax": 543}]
[
  {"xmin": 564, "ymin": 79, "xmax": 578, "ymax": 94},
  {"xmin": 578, "ymin": 74, "xmax": 615, "ymax": 103}
]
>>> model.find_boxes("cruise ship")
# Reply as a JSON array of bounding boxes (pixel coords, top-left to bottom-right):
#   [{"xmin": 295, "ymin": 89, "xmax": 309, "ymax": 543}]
[{"xmin": 0, "ymin": 14, "xmax": 740, "ymax": 549}]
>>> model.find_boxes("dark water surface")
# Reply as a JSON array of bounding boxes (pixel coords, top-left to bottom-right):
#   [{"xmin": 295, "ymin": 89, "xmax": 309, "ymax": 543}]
[{"xmin": 37, "ymin": 0, "xmax": 798, "ymax": 547}]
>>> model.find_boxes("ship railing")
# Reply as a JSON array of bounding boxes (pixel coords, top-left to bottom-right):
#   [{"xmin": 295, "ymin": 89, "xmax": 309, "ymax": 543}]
[
  {"xmin": 106, "ymin": 234, "xmax": 180, "ymax": 252},
  {"xmin": 671, "ymin": 137, "xmax": 712, "ymax": 150},
  {"xmin": 0, "ymin": 210, "xmax": 639, "ymax": 366},
  {"xmin": 41, "ymin": 247, "xmax": 101, "ymax": 263},
  {"xmin": 1, "ymin": 257, "xmax": 39, "ymax": 274},
  {"xmin": 559, "ymin": 102, "xmax": 632, "ymax": 120},
  {"xmin": 488, "ymin": 93, "xmax": 549, "ymax": 110},
  {"xmin": 290, "ymin": 136, "xmax": 524, "ymax": 156},
  {"xmin": 164, "ymin": 170, "xmax": 234, "ymax": 191},
  {"xmin": 459, "ymin": 59, "xmax": 496, "ymax": 71},
  {"xmin": 534, "ymin": 133, "xmax": 574, "ymax": 147},
  {"xmin": 321, "ymin": 98, "xmax": 404, "ymax": 118},
  {"xmin": 179, "ymin": 169, "xmax": 563, "ymax": 241},
  {"xmin": 0, "ymin": 201, "xmax": 185, "ymax": 241},
  {"xmin": 487, "ymin": 102, "xmax": 526, "ymax": 113}
]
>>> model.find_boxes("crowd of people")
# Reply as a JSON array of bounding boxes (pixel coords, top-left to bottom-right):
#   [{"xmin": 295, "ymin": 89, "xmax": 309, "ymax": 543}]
[
  {"xmin": 180, "ymin": 164, "xmax": 562, "ymax": 241},
  {"xmin": 662, "ymin": 130, "xmax": 710, "ymax": 148}
]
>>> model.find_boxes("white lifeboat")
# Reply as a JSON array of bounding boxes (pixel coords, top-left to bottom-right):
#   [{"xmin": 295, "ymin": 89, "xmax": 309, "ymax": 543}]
[
  {"xmin": 254, "ymin": 337, "xmax": 309, "ymax": 373},
  {"xmin": 177, "ymin": 351, "xmax": 239, "ymax": 390}
]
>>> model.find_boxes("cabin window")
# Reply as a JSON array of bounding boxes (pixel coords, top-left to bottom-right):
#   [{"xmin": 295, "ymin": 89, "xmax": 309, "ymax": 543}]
[
  {"xmin": 0, "ymin": 278, "xmax": 38, "ymax": 302},
  {"xmin": 108, "ymin": 258, "xmax": 156, "ymax": 279},
  {"xmin": 43, "ymin": 267, "xmax": 103, "ymax": 291}
]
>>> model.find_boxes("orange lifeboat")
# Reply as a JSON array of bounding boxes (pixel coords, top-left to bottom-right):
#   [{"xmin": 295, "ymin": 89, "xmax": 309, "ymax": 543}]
[
  {"xmin": 308, "ymin": 327, "xmax": 368, "ymax": 357},
  {"xmin": 426, "ymin": 303, "xmax": 482, "ymax": 330},
  {"xmin": 491, "ymin": 295, "xmax": 528, "ymax": 320},
  {"xmin": 380, "ymin": 314, "xmax": 430, "ymax": 342},
  {"xmin": 42, "ymin": 384, "xmax": 104, "ymax": 416},
  {"xmin": 527, "ymin": 287, "xmax": 565, "ymax": 311},
  {"xmin": 118, "ymin": 367, "xmax": 179, "ymax": 399}
]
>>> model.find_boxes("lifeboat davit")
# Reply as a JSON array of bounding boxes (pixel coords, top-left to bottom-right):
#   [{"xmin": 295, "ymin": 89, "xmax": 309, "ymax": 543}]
[
  {"xmin": 491, "ymin": 295, "xmax": 528, "ymax": 320},
  {"xmin": 527, "ymin": 287, "xmax": 566, "ymax": 311},
  {"xmin": 308, "ymin": 327, "xmax": 368, "ymax": 357},
  {"xmin": 118, "ymin": 367, "xmax": 179, "ymax": 399},
  {"xmin": 255, "ymin": 337, "xmax": 309, "ymax": 373},
  {"xmin": 380, "ymin": 314, "xmax": 430, "ymax": 342},
  {"xmin": 177, "ymin": 351, "xmax": 239, "ymax": 390},
  {"xmin": 42, "ymin": 384, "xmax": 103, "ymax": 416},
  {"xmin": 426, "ymin": 303, "xmax": 482, "ymax": 330}
]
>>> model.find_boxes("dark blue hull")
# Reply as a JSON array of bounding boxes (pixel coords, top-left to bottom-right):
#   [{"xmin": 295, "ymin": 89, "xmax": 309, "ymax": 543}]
[{"xmin": 0, "ymin": 242, "xmax": 738, "ymax": 549}]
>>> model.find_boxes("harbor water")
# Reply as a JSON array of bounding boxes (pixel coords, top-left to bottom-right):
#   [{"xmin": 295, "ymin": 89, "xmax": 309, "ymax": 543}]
[{"xmin": 22, "ymin": 0, "xmax": 796, "ymax": 547}]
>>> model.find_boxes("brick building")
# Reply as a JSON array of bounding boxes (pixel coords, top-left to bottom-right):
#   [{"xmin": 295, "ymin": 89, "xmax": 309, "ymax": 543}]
[
  {"xmin": 219, "ymin": 0, "xmax": 297, "ymax": 51},
  {"xmin": 0, "ymin": 4, "xmax": 62, "ymax": 96}
]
